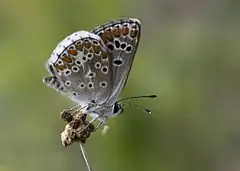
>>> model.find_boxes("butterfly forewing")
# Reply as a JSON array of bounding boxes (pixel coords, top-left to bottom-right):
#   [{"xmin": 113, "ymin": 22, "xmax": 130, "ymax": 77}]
[
  {"xmin": 91, "ymin": 18, "xmax": 141, "ymax": 105},
  {"xmin": 46, "ymin": 31, "xmax": 113, "ymax": 105}
]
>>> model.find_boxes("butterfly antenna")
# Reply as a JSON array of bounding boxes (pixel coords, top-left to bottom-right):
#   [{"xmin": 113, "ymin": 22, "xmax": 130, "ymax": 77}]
[
  {"xmin": 79, "ymin": 143, "xmax": 93, "ymax": 171},
  {"xmin": 118, "ymin": 95, "xmax": 157, "ymax": 103},
  {"xmin": 124, "ymin": 102, "xmax": 152, "ymax": 115}
]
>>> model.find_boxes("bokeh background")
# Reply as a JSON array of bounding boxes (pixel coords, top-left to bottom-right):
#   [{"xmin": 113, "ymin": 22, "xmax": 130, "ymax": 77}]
[{"xmin": 0, "ymin": 0, "xmax": 240, "ymax": 171}]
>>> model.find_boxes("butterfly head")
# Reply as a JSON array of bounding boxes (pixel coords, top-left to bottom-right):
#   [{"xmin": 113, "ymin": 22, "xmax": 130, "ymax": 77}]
[{"xmin": 111, "ymin": 102, "xmax": 124, "ymax": 116}]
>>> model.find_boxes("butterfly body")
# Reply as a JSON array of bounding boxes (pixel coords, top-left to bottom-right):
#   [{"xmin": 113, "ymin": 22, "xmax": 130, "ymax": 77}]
[{"xmin": 44, "ymin": 18, "xmax": 141, "ymax": 124}]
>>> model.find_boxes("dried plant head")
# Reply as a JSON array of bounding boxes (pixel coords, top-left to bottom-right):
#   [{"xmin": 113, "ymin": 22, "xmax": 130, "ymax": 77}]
[{"xmin": 61, "ymin": 113, "xmax": 95, "ymax": 147}]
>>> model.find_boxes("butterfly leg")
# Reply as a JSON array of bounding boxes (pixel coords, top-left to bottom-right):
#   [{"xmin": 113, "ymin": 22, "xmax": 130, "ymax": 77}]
[
  {"xmin": 82, "ymin": 115, "xmax": 106, "ymax": 132},
  {"xmin": 94, "ymin": 119, "xmax": 110, "ymax": 135},
  {"xmin": 88, "ymin": 115, "xmax": 99, "ymax": 125},
  {"xmin": 60, "ymin": 109, "xmax": 74, "ymax": 122},
  {"xmin": 93, "ymin": 120, "xmax": 106, "ymax": 130},
  {"xmin": 60, "ymin": 104, "xmax": 85, "ymax": 122}
]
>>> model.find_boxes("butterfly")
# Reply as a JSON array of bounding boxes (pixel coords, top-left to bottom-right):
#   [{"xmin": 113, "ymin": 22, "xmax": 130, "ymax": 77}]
[{"xmin": 43, "ymin": 18, "xmax": 142, "ymax": 128}]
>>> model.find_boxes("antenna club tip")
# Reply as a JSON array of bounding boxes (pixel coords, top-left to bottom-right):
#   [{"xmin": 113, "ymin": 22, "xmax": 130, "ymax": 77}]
[
  {"xmin": 145, "ymin": 109, "xmax": 152, "ymax": 114},
  {"xmin": 150, "ymin": 95, "xmax": 157, "ymax": 98}
]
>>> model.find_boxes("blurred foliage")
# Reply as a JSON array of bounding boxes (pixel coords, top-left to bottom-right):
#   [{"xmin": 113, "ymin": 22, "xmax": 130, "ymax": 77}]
[{"xmin": 0, "ymin": 0, "xmax": 240, "ymax": 171}]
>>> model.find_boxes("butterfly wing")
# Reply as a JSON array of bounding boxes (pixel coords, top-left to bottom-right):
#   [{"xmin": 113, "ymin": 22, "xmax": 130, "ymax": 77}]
[
  {"xmin": 92, "ymin": 18, "xmax": 141, "ymax": 105},
  {"xmin": 44, "ymin": 31, "xmax": 114, "ymax": 106}
]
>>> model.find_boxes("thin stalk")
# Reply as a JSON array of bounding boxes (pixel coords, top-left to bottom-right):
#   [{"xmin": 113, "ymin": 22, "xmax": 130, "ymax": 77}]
[{"xmin": 79, "ymin": 143, "xmax": 93, "ymax": 171}]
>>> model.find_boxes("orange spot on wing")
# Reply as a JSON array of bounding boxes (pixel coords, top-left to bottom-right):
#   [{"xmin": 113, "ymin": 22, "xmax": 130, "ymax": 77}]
[
  {"xmin": 62, "ymin": 55, "xmax": 73, "ymax": 63},
  {"xmin": 122, "ymin": 27, "xmax": 129, "ymax": 36},
  {"xmin": 113, "ymin": 28, "xmax": 121, "ymax": 37},
  {"xmin": 68, "ymin": 49, "xmax": 77, "ymax": 56},
  {"xmin": 54, "ymin": 64, "xmax": 67, "ymax": 71},
  {"xmin": 75, "ymin": 42, "xmax": 83, "ymax": 51},
  {"xmin": 101, "ymin": 29, "xmax": 114, "ymax": 42},
  {"xmin": 101, "ymin": 51, "xmax": 108, "ymax": 60},
  {"xmin": 83, "ymin": 40, "xmax": 91, "ymax": 49},
  {"xmin": 93, "ymin": 45, "xmax": 101, "ymax": 54},
  {"xmin": 101, "ymin": 32, "xmax": 108, "ymax": 42},
  {"xmin": 108, "ymin": 30, "xmax": 114, "ymax": 41}
]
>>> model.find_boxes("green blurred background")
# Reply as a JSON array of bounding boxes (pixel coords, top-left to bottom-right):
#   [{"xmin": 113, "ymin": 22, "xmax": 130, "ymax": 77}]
[{"xmin": 0, "ymin": 0, "xmax": 240, "ymax": 171}]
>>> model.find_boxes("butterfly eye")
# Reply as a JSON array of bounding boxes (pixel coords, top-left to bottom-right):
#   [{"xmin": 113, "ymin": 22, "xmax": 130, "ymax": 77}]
[{"xmin": 113, "ymin": 103, "xmax": 123, "ymax": 115}]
